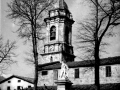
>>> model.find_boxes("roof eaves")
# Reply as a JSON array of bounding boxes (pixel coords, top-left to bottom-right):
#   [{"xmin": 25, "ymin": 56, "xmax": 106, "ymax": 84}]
[
  {"xmin": 0, "ymin": 75, "xmax": 34, "ymax": 84},
  {"xmin": 38, "ymin": 56, "xmax": 120, "ymax": 71}
]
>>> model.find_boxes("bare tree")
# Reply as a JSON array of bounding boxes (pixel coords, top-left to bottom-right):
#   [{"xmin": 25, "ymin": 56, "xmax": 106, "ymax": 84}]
[
  {"xmin": 0, "ymin": 36, "xmax": 16, "ymax": 74},
  {"xmin": 76, "ymin": 0, "xmax": 120, "ymax": 90},
  {"xmin": 7, "ymin": 0, "xmax": 54, "ymax": 89}
]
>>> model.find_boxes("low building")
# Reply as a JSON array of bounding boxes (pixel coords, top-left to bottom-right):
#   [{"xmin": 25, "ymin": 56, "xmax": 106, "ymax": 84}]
[
  {"xmin": 0, "ymin": 75, "xmax": 34, "ymax": 90},
  {"xmin": 38, "ymin": 56, "xmax": 120, "ymax": 86}
]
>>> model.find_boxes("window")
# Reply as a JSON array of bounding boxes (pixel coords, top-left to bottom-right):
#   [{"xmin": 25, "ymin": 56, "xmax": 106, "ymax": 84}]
[
  {"xmin": 50, "ymin": 56, "xmax": 53, "ymax": 62},
  {"xmin": 8, "ymin": 81, "xmax": 11, "ymax": 83},
  {"xmin": 18, "ymin": 80, "xmax": 21, "ymax": 82},
  {"xmin": 50, "ymin": 26, "xmax": 56, "ymax": 40},
  {"xmin": 28, "ymin": 85, "xmax": 31, "ymax": 88},
  {"xmin": 75, "ymin": 68, "xmax": 79, "ymax": 78},
  {"xmin": 54, "ymin": 70, "xmax": 58, "ymax": 80},
  {"xmin": 17, "ymin": 86, "xmax": 21, "ymax": 90},
  {"xmin": 7, "ymin": 86, "xmax": 10, "ymax": 90},
  {"xmin": 42, "ymin": 71, "xmax": 48, "ymax": 76},
  {"xmin": 106, "ymin": 66, "xmax": 111, "ymax": 77}
]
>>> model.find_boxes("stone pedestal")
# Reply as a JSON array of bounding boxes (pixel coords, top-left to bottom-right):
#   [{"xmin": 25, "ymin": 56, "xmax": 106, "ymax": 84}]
[{"xmin": 55, "ymin": 79, "xmax": 73, "ymax": 90}]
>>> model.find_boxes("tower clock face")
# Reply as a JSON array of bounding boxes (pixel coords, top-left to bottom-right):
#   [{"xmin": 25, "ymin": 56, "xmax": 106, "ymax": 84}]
[{"xmin": 49, "ymin": 45, "xmax": 55, "ymax": 52}]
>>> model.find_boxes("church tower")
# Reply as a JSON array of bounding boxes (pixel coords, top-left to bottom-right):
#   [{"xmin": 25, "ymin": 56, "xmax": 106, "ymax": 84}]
[{"xmin": 41, "ymin": 0, "xmax": 75, "ymax": 63}]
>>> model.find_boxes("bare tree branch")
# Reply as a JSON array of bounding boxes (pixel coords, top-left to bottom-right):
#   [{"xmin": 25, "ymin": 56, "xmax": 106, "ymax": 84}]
[
  {"xmin": 0, "ymin": 36, "xmax": 16, "ymax": 74},
  {"xmin": 76, "ymin": 0, "xmax": 120, "ymax": 90}
]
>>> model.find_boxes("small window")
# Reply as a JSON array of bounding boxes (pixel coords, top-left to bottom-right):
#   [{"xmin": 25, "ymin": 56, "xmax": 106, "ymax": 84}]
[
  {"xmin": 106, "ymin": 66, "xmax": 111, "ymax": 77},
  {"xmin": 50, "ymin": 56, "xmax": 53, "ymax": 62},
  {"xmin": 28, "ymin": 85, "xmax": 31, "ymax": 88},
  {"xmin": 50, "ymin": 26, "xmax": 56, "ymax": 41},
  {"xmin": 18, "ymin": 80, "xmax": 21, "ymax": 82},
  {"xmin": 17, "ymin": 86, "xmax": 21, "ymax": 90},
  {"xmin": 42, "ymin": 71, "xmax": 48, "ymax": 76},
  {"xmin": 75, "ymin": 68, "xmax": 79, "ymax": 78},
  {"xmin": 8, "ymin": 81, "xmax": 11, "ymax": 83},
  {"xmin": 54, "ymin": 70, "xmax": 58, "ymax": 80},
  {"xmin": 7, "ymin": 86, "xmax": 10, "ymax": 90}
]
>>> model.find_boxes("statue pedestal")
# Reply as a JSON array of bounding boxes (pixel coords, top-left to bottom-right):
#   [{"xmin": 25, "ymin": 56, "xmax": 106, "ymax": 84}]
[{"xmin": 55, "ymin": 79, "xmax": 73, "ymax": 90}]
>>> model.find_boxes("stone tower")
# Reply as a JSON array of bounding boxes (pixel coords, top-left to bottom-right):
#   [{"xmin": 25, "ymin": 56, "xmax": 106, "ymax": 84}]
[{"xmin": 41, "ymin": 0, "xmax": 75, "ymax": 63}]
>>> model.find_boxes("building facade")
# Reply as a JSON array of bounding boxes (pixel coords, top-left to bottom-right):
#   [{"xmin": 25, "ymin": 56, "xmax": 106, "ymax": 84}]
[
  {"xmin": 38, "ymin": 0, "xmax": 120, "ymax": 89},
  {"xmin": 38, "ymin": 57, "xmax": 120, "ymax": 86},
  {"xmin": 0, "ymin": 75, "xmax": 34, "ymax": 90}
]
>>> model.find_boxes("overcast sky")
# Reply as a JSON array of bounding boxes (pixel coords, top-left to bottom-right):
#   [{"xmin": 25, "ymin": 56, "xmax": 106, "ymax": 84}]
[{"xmin": 0, "ymin": 0, "xmax": 120, "ymax": 77}]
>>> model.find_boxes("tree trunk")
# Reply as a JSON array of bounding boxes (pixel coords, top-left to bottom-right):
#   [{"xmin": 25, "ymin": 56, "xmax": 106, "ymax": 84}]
[
  {"xmin": 94, "ymin": 40, "xmax": 100, "ymax": 90},
  {"xmin": 33, "ymin": 43, "xmax": 38, "ymax": 90},
  {"xmin": 94, "ymin": 0, "xmax": 100, "ymax": 89},
  {"xmin": 33, "ymin": 36, "xmax": 38, "ymax": 90},
  {"xmin": 31, "ymin": 22, "xmax": 38, "ymax": 90},
  {"xmin": 34, "ymin": 52, "xmax": 38, "ymax": 90}
]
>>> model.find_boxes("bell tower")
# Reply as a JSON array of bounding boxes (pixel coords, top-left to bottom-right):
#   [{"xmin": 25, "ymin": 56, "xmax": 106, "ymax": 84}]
[{"xmin": 41, "ymin": 0, "xmax": 75, "ymax": 63}]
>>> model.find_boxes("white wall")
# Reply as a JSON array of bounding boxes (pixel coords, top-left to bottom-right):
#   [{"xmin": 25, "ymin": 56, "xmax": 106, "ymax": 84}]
[{"xmin": 0, "ymin": 77, "xmax": 33, "ymax": 90}]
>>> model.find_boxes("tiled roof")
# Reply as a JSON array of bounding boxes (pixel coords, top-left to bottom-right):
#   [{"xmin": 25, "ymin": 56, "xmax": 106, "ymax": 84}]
[
  {"xmin": 38, "ymin": 56, "xmax": 120, "ymax": 71},
  {"xmin": 15, "ymin": 75, "xmax": 34, "ymax": 84},
  {"xmin": 0, "ymin": 75, "xmax": 34, "ymax": 84}
]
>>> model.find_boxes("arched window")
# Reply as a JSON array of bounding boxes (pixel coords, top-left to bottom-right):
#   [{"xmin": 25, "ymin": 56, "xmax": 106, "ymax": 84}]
[{"xmin": 50, "ymin": 26, "xmax": 56, "ymax": 40}]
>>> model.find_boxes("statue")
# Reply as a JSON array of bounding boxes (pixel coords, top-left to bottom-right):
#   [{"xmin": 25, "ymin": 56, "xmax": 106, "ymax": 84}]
[{"xmin": 59, "ymin": 61, "xmax": 69, "ymax": 80}]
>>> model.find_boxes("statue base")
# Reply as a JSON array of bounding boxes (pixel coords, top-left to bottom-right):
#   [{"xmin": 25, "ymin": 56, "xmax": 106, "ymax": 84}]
[{"xmin": 55, "ymin": 79, "xmax": 73, "ymax": 90}]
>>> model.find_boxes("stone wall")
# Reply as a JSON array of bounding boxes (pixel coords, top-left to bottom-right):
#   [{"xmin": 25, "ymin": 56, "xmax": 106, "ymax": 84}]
[{"xmin": 38, "ymin": 64, "xmax": 120, "ymax": 86}]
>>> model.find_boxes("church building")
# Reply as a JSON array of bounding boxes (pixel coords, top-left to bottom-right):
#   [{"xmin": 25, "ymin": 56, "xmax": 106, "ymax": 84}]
[{"xmin": 38, "ymin": 0, "xmax": 120, "ymax": 90}]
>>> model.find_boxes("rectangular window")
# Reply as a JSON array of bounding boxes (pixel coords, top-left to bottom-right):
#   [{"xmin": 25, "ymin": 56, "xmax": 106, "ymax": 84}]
[
  {"xmin": 42, "ymin": 71, "xmax": 48, "ymax": 76},
  {"xmin": 17, "ymin": 86, "xmax": 21, "ymax": 90},
  {"xmin": 106, "ymin": 66, "xmax": 111, "ymax": 77},
  {"xmin": 75, "ymin": 68, "xmax": 79, "ymax": 78},
  {"xmin": 54, "ymin": 70, "xmax": 58, "ymax": 80},
  {"xmin": 28, "ymin": 85, "xmax": 31, "ymax": 88},
  {"xmin": 7, "ymin": 86, "xmax": 10, "ymax": 90}
]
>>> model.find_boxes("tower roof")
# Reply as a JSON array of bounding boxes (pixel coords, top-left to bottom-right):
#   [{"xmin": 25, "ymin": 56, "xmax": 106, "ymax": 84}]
[{"xmin": 54, "ymin": 0, "xmax": 68, "ymax": 10}]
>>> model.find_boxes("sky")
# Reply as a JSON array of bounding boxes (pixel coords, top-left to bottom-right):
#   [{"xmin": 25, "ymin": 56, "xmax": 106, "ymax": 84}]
[
  {"xmin": 0, "ymin": 0, "xmax": 120, "ymax": 78},
  {"xmin": 0, "ymin": 0, "xmax": 32, "ymax": 77}
]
